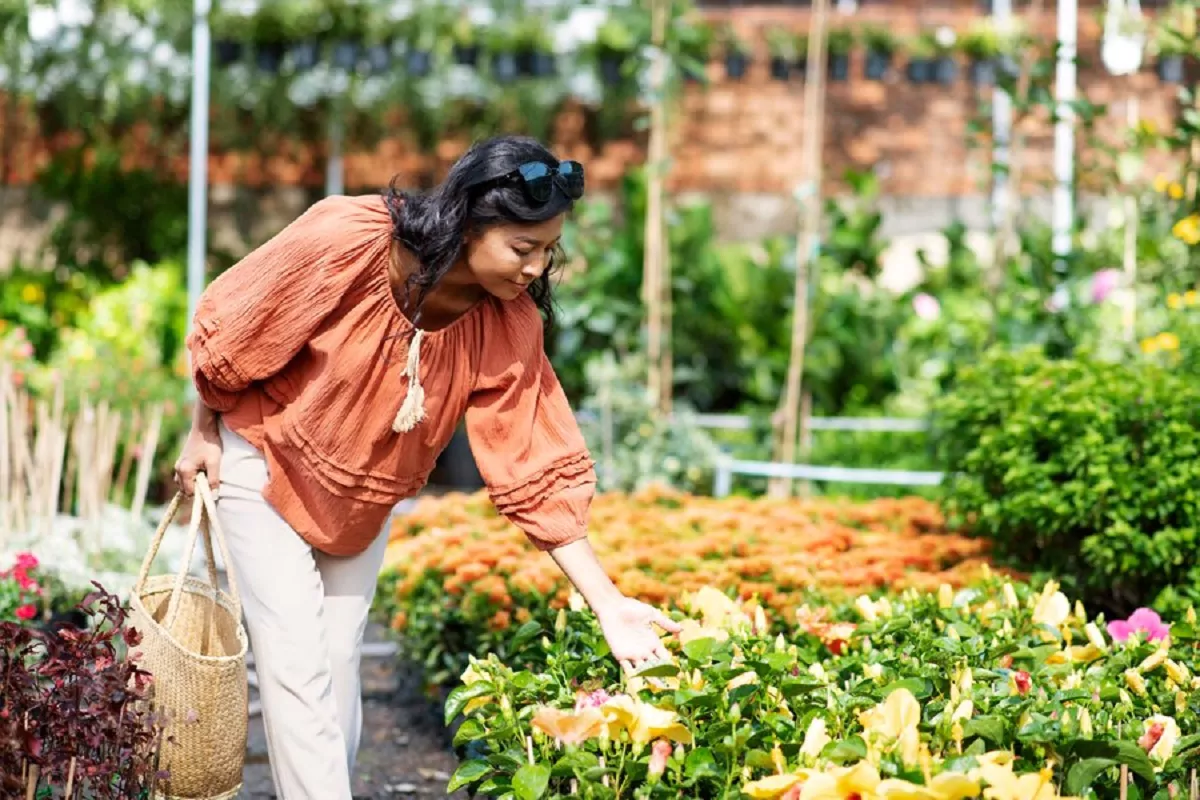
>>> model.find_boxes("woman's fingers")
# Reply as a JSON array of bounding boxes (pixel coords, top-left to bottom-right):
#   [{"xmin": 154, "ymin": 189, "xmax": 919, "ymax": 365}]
[{"xmin": 652, "ymin": 610, "xmax": 682, "ymax": 634}]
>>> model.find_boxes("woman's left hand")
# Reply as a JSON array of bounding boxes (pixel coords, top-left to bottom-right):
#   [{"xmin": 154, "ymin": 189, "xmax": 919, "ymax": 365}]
[{"xmin": 595, "ymin": 595, "xmax": 682, "ymax": 674}]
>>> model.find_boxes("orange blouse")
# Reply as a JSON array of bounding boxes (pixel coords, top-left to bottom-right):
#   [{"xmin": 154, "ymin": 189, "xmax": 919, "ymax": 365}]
[{"xmin": 186, "ymin": 194, "xmax": 596, "ymax": 556}]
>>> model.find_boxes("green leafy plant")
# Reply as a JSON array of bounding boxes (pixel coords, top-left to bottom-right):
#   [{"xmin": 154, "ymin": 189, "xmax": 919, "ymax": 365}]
[
  {"xmin": 932, "ymin": 346, "xmax": 1200, "ymax": 617},
  {"xmin": 826, "ymin": 27, "xmax": 856, "ymax": 56},
  {"xmin": 861, "ymin": 25, "xmax": 898, "ymax": 55}
]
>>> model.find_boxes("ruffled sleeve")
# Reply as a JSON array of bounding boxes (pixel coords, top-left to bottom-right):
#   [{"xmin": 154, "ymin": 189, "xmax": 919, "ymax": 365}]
[
  {"xmin": 185, "ymin": 196, "xmax": 381, "ymax": 412},
  {"xmin": 465, "ymin": 296, "xmax": 597, "ymax": 551}
]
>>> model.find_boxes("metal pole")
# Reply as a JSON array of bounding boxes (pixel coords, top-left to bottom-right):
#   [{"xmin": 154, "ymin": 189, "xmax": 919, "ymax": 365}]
[
  {"xmin": 991, "ymin": 0, "xmax": 1013, "ymax": 231},
  {"xmin": 325, "ymin": 112, "xmax": 344, "ymax": 196},
  {"xmin": 186, "ymin": 0, "xmax": 212, "ymax": 343},
  {"xmin": 1052, "ymin": 0, "xmax": 1077, "ymax": 264}
]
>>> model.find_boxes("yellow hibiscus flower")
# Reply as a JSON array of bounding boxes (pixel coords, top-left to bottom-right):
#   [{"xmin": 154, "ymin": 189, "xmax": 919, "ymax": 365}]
[
  {"xmin": 876, "ymin": 773, "xmax": 982, "ymax": 799},
  {"xmin": 600, "ymin": 695, "xmax": 693, "ymax": 745},
  {"xmin": 859, "ymin": 689, "xmax": 922, "ymax": 765}
]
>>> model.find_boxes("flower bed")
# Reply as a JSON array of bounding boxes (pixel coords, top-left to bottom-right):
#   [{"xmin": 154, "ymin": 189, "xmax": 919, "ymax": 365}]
[
  {"xmin": 379, "ymin": 489, "xmax": 995, "ymax": 687},
  {"xmin": 446, "ymin": 578, "xmax": 1200, "ymax": 799}
]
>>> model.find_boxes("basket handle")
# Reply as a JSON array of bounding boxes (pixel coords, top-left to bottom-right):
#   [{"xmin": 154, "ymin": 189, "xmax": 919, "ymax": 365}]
[{"xmin": 135, "ymin": 474, "xmax": 243, "ymax": 634}]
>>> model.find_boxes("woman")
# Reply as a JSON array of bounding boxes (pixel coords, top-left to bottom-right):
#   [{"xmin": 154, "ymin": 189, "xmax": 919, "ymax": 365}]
[{"xmin": 174, "ymin": 135, "xmax": 680, "ymax": 799}]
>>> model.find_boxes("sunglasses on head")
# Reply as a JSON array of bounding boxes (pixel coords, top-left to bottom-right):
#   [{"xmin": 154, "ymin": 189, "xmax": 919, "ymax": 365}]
[{"xmin": 469, "ymin": 160, "xmax": 586, "ymax": 204}]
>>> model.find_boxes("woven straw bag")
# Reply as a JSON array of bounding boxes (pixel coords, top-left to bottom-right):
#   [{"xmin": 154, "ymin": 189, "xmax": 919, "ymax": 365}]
[{"xmin": 127, "ymin": 474, "xmax": 248, "ymax": 800}]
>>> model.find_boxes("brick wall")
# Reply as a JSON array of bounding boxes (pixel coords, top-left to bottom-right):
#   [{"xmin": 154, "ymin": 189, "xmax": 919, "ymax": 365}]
[{"xmin": 0, "ymin": 1, "xmax": 1191, "ymax": 261}]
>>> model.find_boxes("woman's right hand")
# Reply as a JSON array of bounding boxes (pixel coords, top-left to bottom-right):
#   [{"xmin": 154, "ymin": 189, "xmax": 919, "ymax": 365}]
[{"xmin": 174, "ymin": 427, "xmax": 223, "ymax": 496}]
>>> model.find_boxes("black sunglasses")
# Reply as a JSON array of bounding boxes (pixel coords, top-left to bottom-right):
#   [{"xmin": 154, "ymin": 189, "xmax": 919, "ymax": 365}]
[{"xmin": 469, "ymin": 160, "xmax": 585, "ymax": 204}]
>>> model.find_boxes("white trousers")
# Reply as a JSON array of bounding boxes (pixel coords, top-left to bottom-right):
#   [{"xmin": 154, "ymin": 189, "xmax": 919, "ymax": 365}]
[{"xmin": 216, "ymin": 421, "xmax": 391, "ymax": 800}]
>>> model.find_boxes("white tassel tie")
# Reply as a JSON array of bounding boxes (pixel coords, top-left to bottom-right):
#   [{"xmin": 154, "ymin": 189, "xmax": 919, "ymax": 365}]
[{"xmin": 392, "ymin": 328, "xmax": 427, "ymax": 433}]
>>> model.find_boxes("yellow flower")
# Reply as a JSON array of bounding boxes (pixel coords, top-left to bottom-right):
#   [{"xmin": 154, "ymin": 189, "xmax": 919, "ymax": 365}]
[
  {"xmin": 531, "ymin": 706, "xmax": 607, "ymax": 744},
  {"xmin": 877, "ymin": 773, "xmax": 982, "ymax": 800},
  {"xmin": 743, "ymin": 770, "xmax": 812, "ymax": 799},
  {"xmin": 1142, "ymin": 337, "xmax": 1160, "ymax": 355},
  {"xmin": 1172, "ymin": 214, "xmax": 1200, "ymax": 246},
  {"xmin": 1077, "ymin": 707, "xmax": 1093, "ymax": 737},
  {"xmin": 939, "ymin": 584, "xmax": 955, "ymax": 609},
  {"xmin": 976, "ymin": 764, "xmax": 1078, "ymax": 800},
  {"xmin": 685, "ymin": 586, "xmax": 750, "ymax": 631},
  {"xmin": 1002, "ymin": 584, "xmax": 1019, "ymax": 609},
  {"xmin": 857, "ymin": 595, "xmax": 880, "ymax": 622},
  {"xmin": 1032, "ymin": 586, "xmax": 1070, "ymax": 629},
  {"xmin": 1168, "ymin": 293, "xmax": 1184, "ymax": 310},
  {"xmin": 860, "ymin": 688, "xmax": 922, "ymax": 765},
  {"xmin": 1125, "ymin": 669, "xmax": 1148, "ymax": 696},
  {"xmin": 800, "ymin": 716, "xmax": 831, "ymax": 760},
  {"xmin": 1141, "ymin": 715, "xmax": 1180, "ymax": 765},
  {"xmin": 1169, "ymin": 182, "xmax": 1185, "ymax": 200},
  {"xmin": 1165, "ymin": 659, "xmax": 1190, "ymax": 686},
  {"xmin": 1153, "ymin": 174, "xmax": 1170, "ymax": 193},
  {"xmin": 1156, "ymin": 332, "xmax": 1180, "ymax": 351},
  {"xmin": 1084, "ymin": 623, "xmax": 1107, "ymax": 651},
  {"xmin": 1185, "ymin": 291, "xmax": 1198, "ymax": 307},
  {"xmin": 799, "ymin": 762, "xmax": 882, "ymax": 799},
  {"xmin": 951, "ymin": 699, "xmax": 975, "ymax": 723},
  {"xmin": 20, "ymin": 284, "xmax": 44, "ymax": 304},
  {"xmin": 1139, "ymin": 646, "xmax": 1168, "ymax": 673},
  {"xmin": 600, "ymin": 695, "xmax": 693, "ymax": 745}
]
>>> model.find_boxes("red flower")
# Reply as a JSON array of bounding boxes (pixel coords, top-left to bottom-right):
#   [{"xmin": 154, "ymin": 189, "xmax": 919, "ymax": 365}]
[
  {"xmin": 1139, "ymin": 721, "xmax": 1165, "ymax": 753},
  {"xmin": 14, "ymin": 552, "xmax": 38, "ymax": 570},
  {"xmin": 648, "ymin": 739, "xmax": 672, "ymax": 779},
  {"xmin": 1012, "ymin": 670, "xmax": 1032, "ymax": 695},
  {"xmin": 15, "ymin": 604, "xmax": 37, "ymax": 621}
]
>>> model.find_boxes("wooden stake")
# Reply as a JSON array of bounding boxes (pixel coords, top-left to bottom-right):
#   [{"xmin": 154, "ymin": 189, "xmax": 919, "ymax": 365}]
[
  {"xmin": 771, "ymin": 0, "xmax": 830, "ymax": 498},
  {"xmin": 643, "ymin": 0, "xmax": 672, "ymax": 415},
  {"xmin": 797, "ymin": 391, "xmax": 814, "ymax": 498},
  {"xmin": 64, "ymin": 756, "xmax": 77, "ymax": 797},
  {"xmin": 1120, "ymin": 765, "xmax": 1129, "ymax": 800}
]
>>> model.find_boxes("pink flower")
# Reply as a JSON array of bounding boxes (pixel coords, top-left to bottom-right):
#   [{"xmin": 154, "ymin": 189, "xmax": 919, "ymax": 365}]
[
  {"xmin": 912, "ymin": 293, "xmax": 941, "ymax": 321},
  {"xmin": 1108, "ymin": 608, "xmax": 1171, "ymax": 644},
  {"xmin": 1139, "ymin": 720, "xmax": 1165, "ymax": 753},
  {"xmin": 648, "ymin": 739, "xmax": 672, "ymax": 779},
  {"xmin": 574, "ymin": 689, "xmax": 613, "ymax": 711},
  {"xmin": 1090, "ymin": 269, "xmax": 1121, "ymax": 304},
  {"xmin": 15, "ymin": 604, "xmax": 37, "ymax": 621},
  {"xmin": 14, "ymin": 552, "xmax": 38, "ymax": 571}
]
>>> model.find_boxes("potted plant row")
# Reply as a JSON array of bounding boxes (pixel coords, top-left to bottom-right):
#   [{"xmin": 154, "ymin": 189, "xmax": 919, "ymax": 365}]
[
  {"xmin": 905, "ymin": 30, "xmax": 958, "ymax": 86},
  {"xmin": 1152, "ymin": 3, "xmax": 1196, "ymax": 84},
  {"xmin": 862, "ymin": 26, "xmax": 898, "ymax": 81}
]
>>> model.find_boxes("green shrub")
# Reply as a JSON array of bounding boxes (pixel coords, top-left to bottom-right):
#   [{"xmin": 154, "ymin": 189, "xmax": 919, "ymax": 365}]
[{"xmin": 932, "ymin": 346, "xmax": 1200, "ymax": 617}]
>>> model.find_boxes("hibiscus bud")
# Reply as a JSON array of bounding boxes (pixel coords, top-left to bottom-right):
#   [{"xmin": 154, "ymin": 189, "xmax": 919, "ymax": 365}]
[
  {"xmin": 862, "ymin": 638, "xmax": 872, "ymax": 654},
  {"xmin": 948, "ymin": 626, "xmax": 961, "ymax": 641},
  {"xmin": 648, "ymin": 739, "xmax": 672, "ymax": 780},
  {"xmin": 939, "ymin": 584, "xmax": 954, "ymax": 609},
  {"xmin": 1166, "ymin": 660, "xmax": 1190, "ymax": 686},
  {"xmin": 1120, "ymin": 688, "xmax": 1134, "ymax": 706},
  {"xmin": 1002, "ymin": 584, "xmax": 1019, "ymax": 609},
  {"xmin": 1140, "ymin": 647, "xmax": 1168, "ymax": 673},
  {"xmin": 864, "ymin": 663, "xmax": 884, "ymax": 682},
  {"xmin": 1085, "ymin": 623, "xmax": 1107, "ymax": 651},
  {"xmin": 951, "ymin": 699, "xmax": 974, "ymax": 722},
  {"xmin": 729, "ymin": 703, "xmax": 741, "ymax": 721},
  {"xmin": 855, "ymin": 595, "xmax": 878, "ymax": 622},
  {"xmin": 1177, "ymin": 691, "xmax": 1188, "ymax": 716},
  {"xmin": 555, "ymin": 608, "xmax": 567, "ymax": 633},
  {"xmin": 1187, "ymin": 606, "xmax": 1197, "ymax": 626},
  {"xmin": 1078, "ymin": 708, "xmax": 1093, "ymax": 736},
  {"xmin": 775, "ymin": 634, "xmax": 786, "ymax": 652},
  {"xmin": 951, "ymin": 721, "xmax": 964, "ymax": 747},
  {"xmin": 1012, "ymin": 670, "xmax": 1032, "ymax": 695},
  {"xmin": 1074, "ymin": 601, "xmax": 1087, "ymax": 622},
  {"xmin": 1125, "ymin": 669, "xmax": 1148, "ymax": 697}
]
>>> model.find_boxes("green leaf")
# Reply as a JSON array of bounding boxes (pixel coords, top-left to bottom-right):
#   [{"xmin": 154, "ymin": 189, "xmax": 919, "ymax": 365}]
[
  {"xmin": 448, "ymin": 759, "xmax": 493, "ymax": 793},
  {"xmin": 682, "ymin": 637, "xmax": 719, "ymax": 663},
  {"xmin": 823, "ymin": 736, "xmax": 868, "ymax": 764},
  {"xmin": 1065, "ymin": 758, "xmax": 1118, "ymax": 795},
  {"xmin": 963, "ymin": 715, "xmax": 1008, "ymax": 745},
  {"xmin": 510, "ymin": 620, "xmax": 543, "ymax": 650},
  {"xmin": 684, "ymin": 747, "xmax": 721, "ymax": 780},
  {"xmin": 635, "ymin": 661, "xmax": 681, "ymax": 678},
  {"xmin": 444, "ymin": 681, "xmax": 495, "ymax": 726},
  {"xmin": 881, "ymin": 677, "xmax": 929, "ymax": 699},
  {"xmin": 1112, "ymin": 741, "xmax": 1157, "ymax": 784},
  {"xmin": 453, "ymin": 717, "xmax": 487, "ymax": 746},
  {"xmin": 512, "ymin": 763, "xmax": 551, "ymax": 800}
]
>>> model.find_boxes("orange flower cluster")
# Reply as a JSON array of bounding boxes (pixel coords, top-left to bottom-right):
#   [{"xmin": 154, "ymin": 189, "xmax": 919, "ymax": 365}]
[{"xmin": 382, "ymin": 486, "xmax": 994, "ymax": 623}]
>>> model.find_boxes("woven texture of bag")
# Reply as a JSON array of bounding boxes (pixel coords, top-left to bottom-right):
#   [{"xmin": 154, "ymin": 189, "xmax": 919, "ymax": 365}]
[{"xmin": 127, "ymin": 476, "xmax": 248, "ymax": 800}]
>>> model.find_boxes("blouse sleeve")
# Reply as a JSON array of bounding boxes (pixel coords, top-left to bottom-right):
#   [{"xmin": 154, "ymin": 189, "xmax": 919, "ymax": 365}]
[
  {"xmin": 465, "ymin": 297, "xmax": 597, "ymax": 551},
  {"xmin": 185, "ymin": 196, "xmax": 376, "ymax": 412}
]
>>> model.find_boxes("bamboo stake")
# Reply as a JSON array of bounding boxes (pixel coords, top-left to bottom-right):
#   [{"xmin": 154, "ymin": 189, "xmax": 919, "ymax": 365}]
[
  {"xmin": 643, "ymin": 0, "xmax": 672, "ymax": 415},
  {"xmin": 797, "ymin": 391, "xmax": 814, "ymax": 498},
  {"xmin": 1120, "ymin": 765, "xmax": 1129, "ymax": 800},
  {"xmin": 1122, "ymin": 92, "xmax": 1139, "ymax": 344},
  {"xmin": 0, "ymin": 368, "xmax": 11, "ymax": 547},
  {"xmin": 771, "ymin": 0, "xmax": 830, "ymax": 498},
  {"xmin": 1189, "ymin": 768, "xmax": 1196, "ymax": 799},
  {"xmin": 47, "ymin": 378, "xmax": 67, "ymax": 527},
  {"xmin": 113, "ymin": 407, "xmax": 142, "ymax": 507},
  {"xmin": 130, "ymin": 403, "xmax": 163, "ymax": 523}
]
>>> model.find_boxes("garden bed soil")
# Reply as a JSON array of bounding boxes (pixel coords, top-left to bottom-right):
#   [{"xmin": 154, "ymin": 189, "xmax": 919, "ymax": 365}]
[{"xmin": 237, "ymin": 623, "xmax": 467, "ymax": 800}]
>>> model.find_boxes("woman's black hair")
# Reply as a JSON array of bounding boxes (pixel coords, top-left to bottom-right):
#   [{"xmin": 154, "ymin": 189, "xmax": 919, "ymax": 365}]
[{"xmin": 382, "ymin": 135, "xmax": 577, "ymax": 331}]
